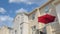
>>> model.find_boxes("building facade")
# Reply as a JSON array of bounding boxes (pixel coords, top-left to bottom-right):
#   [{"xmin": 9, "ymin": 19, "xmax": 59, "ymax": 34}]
[
  {"xmin": 13, "ymin": 0, "xmax": 60, "ymax": 34},
  {"xmin": 0, "ymin": 26, "xmax": 13, "ymax": 34}
]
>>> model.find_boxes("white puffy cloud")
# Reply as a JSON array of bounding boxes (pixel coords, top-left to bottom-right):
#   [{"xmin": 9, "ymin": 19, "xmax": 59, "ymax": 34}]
[
  {"xmin": 9, "ymin": 0, "xmax": 28, "ymax": 4},
  {"xmin": 9, "ymin": 0, "xmax": 33, "ymax": 4},
  {"xmin": 0, "ymin": 8, "xmax": 6, "ymax": 14},
  {"xmin": 16, "ymin": 8, "xmax": 28, "ymax": 13},
  {"xmin": 0, "ymin": 15, "xmax": 13, "ymax": 22},
  {"xmin": 0, "ymin": 15, "xmax": 13, "ymax": 27},
  {"xmin": 9, "ymin": 0, "xmax": 48, "ymax": 5}
]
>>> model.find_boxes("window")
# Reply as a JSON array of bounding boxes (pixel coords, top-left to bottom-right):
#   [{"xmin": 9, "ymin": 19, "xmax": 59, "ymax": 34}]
[
  {"xmin": 35, "ymin": 29, "xmax": 39, "ymax": 34},
  {"xmin": 32, "ymin": 13, "xmax": 35, "ymax": 20},
  {"xmin": 32, "ymin": 26, "xmax": 36, "ymax": 31},
  {"xmin": 20, "ymin": 25, "xmax": 23, "ymax": 34},
  {"xmin": 15, "ymin": 30, "xmax": 17, "ymax": 34},
  {"xmin": 40, "ymin": 27, "xmax": 47, "ymax": 34},
  {"xmin": 45, "ymin": 6, "xmax": 49, "ymax": 13},
  {"xmin": 39, "ymin": 6, "xmax": 49, "ymax": 15},
  {"xmin": 31, "ymin": 26, "xmax": 36, "ymax": 34},
  {"xmin": 15, "ymin": 16, "xmax": 20, "ymax": 21},
  {"xmin": 40, "ymin": 31, "xmax": 44, "ymax": 34},
  {"xmin": 16, "ymin": 16, "xmax": 20, "ymax": 21},
  {"xmin": 20, "ymin": 27, "xmax": 23, "ymax": 34}
]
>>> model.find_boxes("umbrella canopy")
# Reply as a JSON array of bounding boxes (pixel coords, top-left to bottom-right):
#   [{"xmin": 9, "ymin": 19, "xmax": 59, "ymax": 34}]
[{"xmin": 38, "ymin": 14, "xmax": 56, "ymax": 24}]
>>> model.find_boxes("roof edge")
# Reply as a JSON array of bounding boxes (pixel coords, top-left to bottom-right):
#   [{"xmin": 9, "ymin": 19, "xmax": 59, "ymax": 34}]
[{"xmin": 28, "ymin": 0, "xmax": 54, "ymax": 15}]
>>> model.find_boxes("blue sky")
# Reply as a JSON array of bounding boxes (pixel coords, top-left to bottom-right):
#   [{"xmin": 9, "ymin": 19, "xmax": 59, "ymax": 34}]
[{"xmin": 0, "ymin": 0, "xmax": 48, "ymax": 27}]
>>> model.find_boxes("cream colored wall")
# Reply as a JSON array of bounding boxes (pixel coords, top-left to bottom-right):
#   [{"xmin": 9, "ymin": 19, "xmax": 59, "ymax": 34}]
[
  {"xmin": 36, "ymin": 1, "xmax": 60, "ymax": 34},
  {"xmin": 17, "ymin": 1, "xmax": 60, "ymax": 34},
  {"xmin": 22, "ymin": 23, "xmax": 29, "ymax": 34},
  {"xmin": 45, "ymin": 1, "xmax": 60, "ymax": 34},
  {"xmin": 55, "ymin": 3, "xmax": 60, "ymax": 24},
  {"xmin": 28, "ymin": 9, "xmax": 40, "ymax": 34},
  {"xmin": 46, "ymin": 25, "xmax": 52, "ymax": 34},
  {"xmin": 46, "ymin": 22, "xmax": 60, "ymax": 34},
  {"xmin": 28, "ymin": 7, "xmax": 47, "ymax": 34},
  {"xmin": 14, "ymin": 13, "xmax": 29, "ymax": 34},
  {"xmin": 0, "ymin": 26, "xmax": 10, "ymax": 34},
  {"xmin": 13, "ymin": 0, "xmax": 60, "ymax": 34}
]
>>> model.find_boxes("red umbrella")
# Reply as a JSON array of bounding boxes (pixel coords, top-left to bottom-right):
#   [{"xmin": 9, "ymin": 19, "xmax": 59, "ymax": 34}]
[{"xmin": 38, "ymin": 14, "xmax": 56, "ymax": 24}]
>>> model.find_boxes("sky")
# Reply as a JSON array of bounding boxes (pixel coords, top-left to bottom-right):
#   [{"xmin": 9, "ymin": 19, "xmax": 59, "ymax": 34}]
[{"xmin": 0, "ymin": 0, "xmax": 48, "ymax": 27}]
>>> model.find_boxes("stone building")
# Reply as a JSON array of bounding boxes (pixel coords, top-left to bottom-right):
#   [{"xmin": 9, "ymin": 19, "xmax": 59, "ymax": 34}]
[
  {"xmin": 0, "ymin": 26, "xmax": 13, "ymax": 34},
  {"xmin": 13, "ymin": 0, "xmax": 60, "ymax": 34}
]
